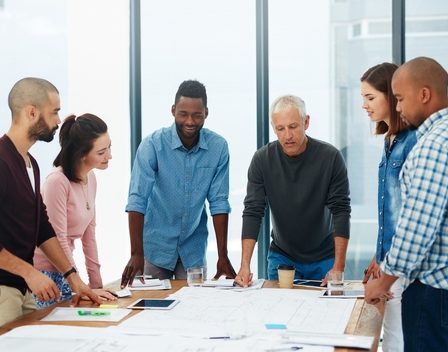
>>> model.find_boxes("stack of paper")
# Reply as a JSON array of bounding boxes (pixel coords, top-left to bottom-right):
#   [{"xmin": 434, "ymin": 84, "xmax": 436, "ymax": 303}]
[{"xmin": 284, "ymin": 331, "xmax": 374, "ymax": 349}]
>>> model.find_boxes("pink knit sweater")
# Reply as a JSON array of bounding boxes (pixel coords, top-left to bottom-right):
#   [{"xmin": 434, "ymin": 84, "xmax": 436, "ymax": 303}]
[{"xmin": 33, "ymin": 167, "xmax": 102, "ymax": 288}]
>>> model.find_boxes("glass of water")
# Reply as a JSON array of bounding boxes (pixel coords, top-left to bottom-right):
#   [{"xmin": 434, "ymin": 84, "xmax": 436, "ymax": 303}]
[
  {"xmin": 328, "ymin": 271, "xmax": 344, "ymax": 296},
  {"xmin": 187, "ymin": 267, "xmax": 204, "ymax": 287}
]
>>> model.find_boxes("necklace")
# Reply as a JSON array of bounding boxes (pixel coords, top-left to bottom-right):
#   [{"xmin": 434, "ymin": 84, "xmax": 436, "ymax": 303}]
[{"xmin": 81, "ymin": 179, "xmax": 90, "ymax": 210}]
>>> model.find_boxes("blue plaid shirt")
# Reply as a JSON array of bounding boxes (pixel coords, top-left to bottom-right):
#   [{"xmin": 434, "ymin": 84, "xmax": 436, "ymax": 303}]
[
  {"xmin": 126, "ymin": 124, "xmax": 231, "ymax": 271},
  {"xmin": 382, "ymin": 108, "xmax": 448, "ymax": 289}
]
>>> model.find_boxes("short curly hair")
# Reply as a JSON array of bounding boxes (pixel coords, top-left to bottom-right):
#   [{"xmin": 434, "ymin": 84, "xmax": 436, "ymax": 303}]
[{"xmin": 174, "ymin": 80, "xmax": 207, "ymax": 107}]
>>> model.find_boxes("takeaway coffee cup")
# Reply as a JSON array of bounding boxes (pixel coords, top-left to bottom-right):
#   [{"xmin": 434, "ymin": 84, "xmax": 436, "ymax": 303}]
[{"xmin": 277, "ymin": 265, "xmax": 295, "ymax": 288}]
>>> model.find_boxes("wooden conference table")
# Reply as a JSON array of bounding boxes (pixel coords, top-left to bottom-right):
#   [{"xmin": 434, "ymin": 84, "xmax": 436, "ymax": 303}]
[{"xmin": 0, "ymin": 280, "xmax": 384, "ymax": 351}]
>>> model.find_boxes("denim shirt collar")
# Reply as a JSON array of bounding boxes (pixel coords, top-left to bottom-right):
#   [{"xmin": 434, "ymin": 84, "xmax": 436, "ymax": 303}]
[
  {"xmin": 383, "ymin": 130, "xmax": 412, "ymax": 157},
  {"xmin": 169, "ymin": 123, "xmax": 209, "ymax": 152}
]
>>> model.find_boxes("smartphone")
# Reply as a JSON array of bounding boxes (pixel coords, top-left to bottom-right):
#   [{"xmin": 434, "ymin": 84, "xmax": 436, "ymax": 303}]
[
  {"xmin": 293, "ymin": 279, "xmax": 325, "ymax": 288},
  {"xmin": 127, "ymin": 298, "xmax": 179, "ymax": 310}
]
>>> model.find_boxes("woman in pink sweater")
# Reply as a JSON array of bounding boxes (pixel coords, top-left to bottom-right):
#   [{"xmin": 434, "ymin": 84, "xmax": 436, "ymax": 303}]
[{"xmin": 33, "ymin": 114, "xmax": 116, "ymax": 308}]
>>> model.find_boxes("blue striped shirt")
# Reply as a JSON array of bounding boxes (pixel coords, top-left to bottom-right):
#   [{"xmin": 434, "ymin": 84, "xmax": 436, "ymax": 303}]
[
  {"xmin": 126, "ymin": 124, "xmax": 231, "ymax": 271},
  {"xmin": 382, "ymin": 108, "xmax": 448, "ymax": 289}
]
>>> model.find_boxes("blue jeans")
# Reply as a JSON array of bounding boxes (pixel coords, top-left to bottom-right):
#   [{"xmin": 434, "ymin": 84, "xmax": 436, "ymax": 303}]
[
  {"xmin": 267, "ymin": 249, "xmax": 334, "ymax": 280},
  {"xmin": 402, "ymin": 280, "xmax": 448, "ymax": 352}
]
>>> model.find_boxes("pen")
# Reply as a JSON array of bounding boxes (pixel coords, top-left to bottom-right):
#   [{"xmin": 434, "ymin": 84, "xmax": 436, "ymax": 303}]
[
  {"xmin": 266, "ymin": 347, "xmax": 303, "ymax": 351},
  {"xmin": 134, "ymin": 275, "xmax": 153, "ymax": 279},
  {"xmin": 208, "ymin": 334, "xmax": 245, "ymax": 340},
  {"xmin": 209, "ymin": 336, "xmax": 231, "ymax": 339}
]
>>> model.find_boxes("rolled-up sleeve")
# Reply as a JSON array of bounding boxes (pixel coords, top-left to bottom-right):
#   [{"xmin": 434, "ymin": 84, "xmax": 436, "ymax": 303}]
[
  {"xmin": 126, "ymin": 137, "xmax": 158, "ymax": 214},
  {"xmin": 207, "ymin": 141, "xmax": 231, "ymax": 215}
]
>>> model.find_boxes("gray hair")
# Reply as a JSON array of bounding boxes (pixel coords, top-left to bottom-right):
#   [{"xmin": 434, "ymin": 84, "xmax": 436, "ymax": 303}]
[
  {"xmin": 270, "ymin": 95, "xmax": 307, "ymax": 120},
  {"xmin": 8, "ymin": 77, "xmax": 59, "ymax": 116}
]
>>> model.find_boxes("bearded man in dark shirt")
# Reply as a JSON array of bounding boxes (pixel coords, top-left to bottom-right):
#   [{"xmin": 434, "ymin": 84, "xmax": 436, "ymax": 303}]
[{"xmin": 0, "ymin": 77, "xmax": 100, "ymax": 326}]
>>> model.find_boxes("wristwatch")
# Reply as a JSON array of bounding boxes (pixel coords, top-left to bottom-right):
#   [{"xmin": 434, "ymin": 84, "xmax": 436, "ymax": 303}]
[{"xmin": 63, "ymin": 266, "xmax": 77, "ymax": 279}]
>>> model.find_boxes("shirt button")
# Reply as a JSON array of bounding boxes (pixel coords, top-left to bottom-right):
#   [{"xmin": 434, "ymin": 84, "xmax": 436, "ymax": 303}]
[
  {"xmin": 380, "ymin": 226, "xmax": 383, "ymax": 230},
  {"xmin": 379, "ymin": 212, "xmax": 382, "ymax": 215}
]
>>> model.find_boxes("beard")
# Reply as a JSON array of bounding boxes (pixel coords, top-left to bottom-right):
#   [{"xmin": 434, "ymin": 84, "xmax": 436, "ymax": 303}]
[{"xmin": 28, "ymin": 116, "xmax": 58, "ymax": 142}]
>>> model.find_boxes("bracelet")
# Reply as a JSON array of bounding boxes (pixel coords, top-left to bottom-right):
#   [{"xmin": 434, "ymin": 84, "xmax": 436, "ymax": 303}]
[{"xmin": 63, "ymin": 266, "xmax": 77, "ymax": 279}]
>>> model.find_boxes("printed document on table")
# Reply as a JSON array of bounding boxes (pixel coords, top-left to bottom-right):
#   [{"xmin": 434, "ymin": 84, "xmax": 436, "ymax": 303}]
[{"xmin": 41, "ymin": 307, "xmax": 131, "ymax": 322}]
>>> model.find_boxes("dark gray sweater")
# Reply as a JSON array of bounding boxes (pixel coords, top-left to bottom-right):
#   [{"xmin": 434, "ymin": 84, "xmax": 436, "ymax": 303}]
[{"xmin": 242, "ymin": 137, "xmax": 351, "ymax": 263}]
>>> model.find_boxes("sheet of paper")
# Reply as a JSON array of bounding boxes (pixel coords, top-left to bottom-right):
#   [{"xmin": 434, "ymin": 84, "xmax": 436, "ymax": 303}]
[
  {"xmin": 40, "ymin": 307, "xmax": 131, "ymax": 322},
  {"xmin": 202, "ymin": 279, "xmax": 235, "ymax": 287},
  {"xmin": 114, "ymin": 287, "xmax": 132, "ymax": 297},
  {"xmin": 129, "ymin": 278, "xmax": 172, "ymax": 291},
  {"xmin": 130, "ymin": 278, "xmax": 161, "ymax": 287},
  {"xmin": 202, "ymin": 278, "xmax": 265, "ymax": 290}
]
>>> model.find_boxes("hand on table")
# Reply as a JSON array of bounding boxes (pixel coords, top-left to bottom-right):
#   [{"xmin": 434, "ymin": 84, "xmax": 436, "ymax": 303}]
[
  {"xmin": 213, "ymin": 256, "xmax": 237, "ymax": 280},
  {"xmin": 234, "ymin": 265, "xmax": 253, "ymax": 288},
  {"xmin": 68, "ymin": 274, "xmax": 102, "ymax": 306},
  {"xmin": 120, "ymin": 254, "xmax": 144, "ymax": 288}
]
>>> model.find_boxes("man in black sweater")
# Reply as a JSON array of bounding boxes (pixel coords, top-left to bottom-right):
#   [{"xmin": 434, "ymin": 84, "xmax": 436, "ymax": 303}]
[{"xmin": 235, "ymin": 95, "xmax": 351, "ymax": 287}]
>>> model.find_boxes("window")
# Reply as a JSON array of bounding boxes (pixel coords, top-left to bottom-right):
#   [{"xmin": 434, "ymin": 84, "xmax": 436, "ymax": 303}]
[
  {"xmin": 1, "ymin": 0, "xmax": 130, "ymax": 284},
  {"xmin": 140, "ymin": 0, "xmax": 256, "ymax": 277},
  {"xmin": 406, "ymin": 1, "xmax": 448, "ymax": 78},
  {"xmin": 269, "ymin": 0, "xmax": 392, "ymax": 279}
]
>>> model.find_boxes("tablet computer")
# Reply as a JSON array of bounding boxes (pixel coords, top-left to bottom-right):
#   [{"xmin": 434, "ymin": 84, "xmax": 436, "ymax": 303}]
[
  {"xmin": 321, "ymin": 290, "xmax": 365, "ymax": 298},
  {"xmin": 293, "ymin": 279, "xmax": 325, "ymax": 289},
  {"xmin": 127, "ymin": 298, "xmax": 179, "ymax": 310}
]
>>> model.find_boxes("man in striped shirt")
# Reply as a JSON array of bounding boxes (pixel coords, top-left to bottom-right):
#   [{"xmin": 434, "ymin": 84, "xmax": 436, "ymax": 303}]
[{"xmin": 365, "ymin": 57, "xmax": 448, "ymax": 351}]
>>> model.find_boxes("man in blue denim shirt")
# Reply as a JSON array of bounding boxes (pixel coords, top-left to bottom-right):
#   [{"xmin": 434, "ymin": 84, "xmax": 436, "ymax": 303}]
[{"xmin": 121, "ymin": 80, "xmax": 236, "ymax": 286}]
